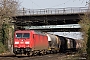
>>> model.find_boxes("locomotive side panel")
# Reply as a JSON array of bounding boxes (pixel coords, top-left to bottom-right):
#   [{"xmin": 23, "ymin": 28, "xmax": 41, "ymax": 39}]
[
  {"xmin": 33, "ymin": 34, "xmax": 48, "ymax": 50},
  {"xmin": 43, "ymin": 36, "xmax": 49, "ymax": 49}
]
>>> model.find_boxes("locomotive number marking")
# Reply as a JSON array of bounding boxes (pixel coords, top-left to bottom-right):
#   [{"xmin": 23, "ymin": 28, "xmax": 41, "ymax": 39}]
[{"xmin": 20, "ymin": 42, "xmax": 24, "ymax": 44}]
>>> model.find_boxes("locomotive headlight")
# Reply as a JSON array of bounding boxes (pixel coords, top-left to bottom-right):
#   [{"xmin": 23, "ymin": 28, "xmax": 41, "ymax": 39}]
[
  {"xmin": 25, "ymin": 42, "xmax": 30, "ymax": 44},
  {"xmin": 15, "ymin": 42, "xmax": 19, "ymax": 44}
]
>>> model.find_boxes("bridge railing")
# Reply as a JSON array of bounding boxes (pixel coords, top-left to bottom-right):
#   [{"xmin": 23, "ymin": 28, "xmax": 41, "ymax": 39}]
[{"xmin": 16, "ymin": 7, "xmax": 88, "ymax": 16}]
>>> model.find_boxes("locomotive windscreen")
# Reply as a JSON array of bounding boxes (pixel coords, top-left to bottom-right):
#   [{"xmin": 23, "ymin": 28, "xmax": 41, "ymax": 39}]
[{"xmin": 16, "ymin": 33, "xmax": 30, "ymax": 38}]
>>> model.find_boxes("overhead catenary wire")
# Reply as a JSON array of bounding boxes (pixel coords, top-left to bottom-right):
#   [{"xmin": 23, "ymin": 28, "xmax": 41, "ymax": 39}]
[
  {"xmin": 51, "ymin": 0, "xmax": 87, "ymax": 8},
  {"xmin": 20, "ymin": 0, "xmax": 88, "ymax": 9},
  {"xmin": 51, "ymin": 0, "xmax": 72, "ymax": 8},
  {"xmin": 29, "ymin": 0, "xmax": 42, "ymax": 9},
  {"xmin": 28, "ymin": 0, "xmax": 72, "ymax": 9}
]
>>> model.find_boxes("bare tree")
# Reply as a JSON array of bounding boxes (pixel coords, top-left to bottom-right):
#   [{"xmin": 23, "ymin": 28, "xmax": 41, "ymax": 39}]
[
  {"xmin": 0, "ymin": 0, "xmax": 19, "ymax": 23},
  {"xmin": 0, "ymin": 0, "xmax": 19, "ymax": 53}
]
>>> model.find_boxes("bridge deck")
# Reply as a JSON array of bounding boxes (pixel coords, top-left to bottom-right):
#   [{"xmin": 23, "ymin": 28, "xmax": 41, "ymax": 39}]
[{"xmin": 15, "ymin": 7, "xmax": 88, "ymax": 16}]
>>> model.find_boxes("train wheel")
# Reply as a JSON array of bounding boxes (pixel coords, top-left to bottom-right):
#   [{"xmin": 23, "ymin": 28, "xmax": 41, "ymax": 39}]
[
  {"xmin": 42, "ymin": 50, "xmax": 47, "ymax": 55},
  {"xmin": 27, "ymin": 52, "xmax": 33, "ymax": 56},
  {"xmin": 44, "ymin": 50, "xmax": 47, "ymax": 55},
  {"xmin": 38, "ymin": 50, "xmax": 47, "ymax": 56},
  {"xmin": 30, "ymin": 52, "xmax": 33, "ymax": 56},
  {"xmin": 46, "ymin": 50, "xmax": 51, "ymax": 54}
]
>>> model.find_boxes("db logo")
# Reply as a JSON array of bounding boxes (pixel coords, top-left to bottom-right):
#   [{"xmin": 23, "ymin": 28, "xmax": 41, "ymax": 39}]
[{"xmin": 20, "ymin": 42, "xmax": 24, "ymax": 44}]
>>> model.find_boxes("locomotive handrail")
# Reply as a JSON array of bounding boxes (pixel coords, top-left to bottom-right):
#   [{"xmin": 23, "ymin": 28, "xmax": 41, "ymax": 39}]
[{"xmin": 15, "ymin": 7, "xmax": 89, "ymax": 16}]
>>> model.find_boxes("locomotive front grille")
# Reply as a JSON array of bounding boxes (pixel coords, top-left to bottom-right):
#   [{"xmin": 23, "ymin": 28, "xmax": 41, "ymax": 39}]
[{"xmin": 13, "ymin": 48, "xmax": 31, "ymax": 54}]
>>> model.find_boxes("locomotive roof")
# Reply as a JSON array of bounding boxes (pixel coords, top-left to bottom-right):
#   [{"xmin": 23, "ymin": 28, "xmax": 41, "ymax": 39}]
[
  {"xmin": 15, "ymin": 30, "xmax": 46, "ymax": 36},
  {"xmin": 33, "ymin": 30, "xmax": 46, "ymax": 36},
  {"xmin": 15, "ymin": 30, "xmax": 31, "ymax": 33}
]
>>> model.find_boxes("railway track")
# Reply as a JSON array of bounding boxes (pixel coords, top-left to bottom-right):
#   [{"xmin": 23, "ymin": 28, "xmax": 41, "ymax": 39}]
[{"xmin": 0, "ymin": 53, "xmax": 87, "ymax": 60}]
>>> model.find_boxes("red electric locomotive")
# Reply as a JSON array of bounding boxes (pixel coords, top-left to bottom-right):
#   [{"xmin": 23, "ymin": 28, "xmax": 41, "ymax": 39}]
[{"xmin": 13, "ymin": 30, "xmax": 49, "ymax": 56}]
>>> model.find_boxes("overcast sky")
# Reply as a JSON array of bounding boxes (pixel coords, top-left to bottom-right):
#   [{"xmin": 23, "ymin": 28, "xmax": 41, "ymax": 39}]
[{"xmin": 19, "ymin": 0, "xmax": 89, "ymax": 9}]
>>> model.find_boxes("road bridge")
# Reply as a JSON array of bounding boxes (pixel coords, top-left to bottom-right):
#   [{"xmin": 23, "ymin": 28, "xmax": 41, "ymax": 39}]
[
  {"xmin": 13, "ymin": 7, "xmax": 88, "ymax": 32},
  {"xmin": 13, "ymin": 7, "xmax": 88, "ymax": 26}
]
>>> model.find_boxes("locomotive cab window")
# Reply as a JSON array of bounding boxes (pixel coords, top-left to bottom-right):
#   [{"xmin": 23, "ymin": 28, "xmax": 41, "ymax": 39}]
[
  {"xmin": 23, "ymin": 33, "xmax": 30, "ymax": 38},
  {"xmin": 16, "ymin": 33, "xmax": 22, "ymax": 38},
  {"xmin": 16, "ymin": 33, "xmax": 30, "ymax": 38}
]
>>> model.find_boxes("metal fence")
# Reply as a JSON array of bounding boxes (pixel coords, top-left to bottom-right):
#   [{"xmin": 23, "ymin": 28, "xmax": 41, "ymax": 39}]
[{"xmin": 16, "ymin": 7, "xmax": 88, "ymax": 16}]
